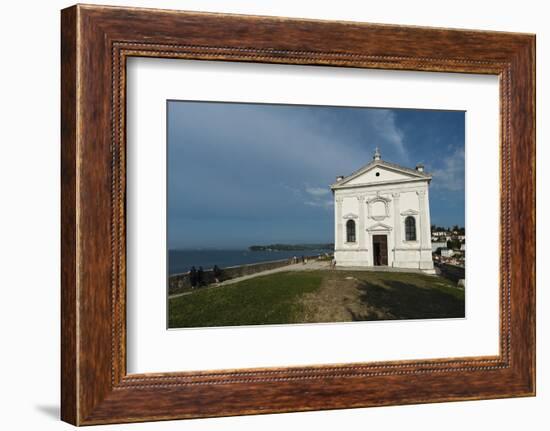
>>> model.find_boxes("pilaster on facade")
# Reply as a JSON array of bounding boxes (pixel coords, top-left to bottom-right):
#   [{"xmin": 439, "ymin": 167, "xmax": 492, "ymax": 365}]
[
  {"xmin": 335, "ymin": 196, "xmax": 344, "ymax": 249},
  {"xmin": 357, "ymin": 195, "xmax": 366, "ymax": 250},
  {"xmin": 416, "ymin": 190, "xmax": 427, "ymax": 252}
]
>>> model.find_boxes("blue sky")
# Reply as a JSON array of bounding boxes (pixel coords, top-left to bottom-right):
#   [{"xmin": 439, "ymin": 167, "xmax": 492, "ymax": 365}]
[{"xmin": 167, "ymin": 101, "xmax": 465, "ymax": 250}]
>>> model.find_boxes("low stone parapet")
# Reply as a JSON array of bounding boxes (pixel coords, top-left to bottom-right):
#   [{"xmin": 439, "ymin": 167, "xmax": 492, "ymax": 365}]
[
  {"xmin": 168, "ymin": 256, "xmax": 319, "ymax": 295},
  {"xmin": 436, "ymin": 262, "xmax": 465, "ymax": 284}
]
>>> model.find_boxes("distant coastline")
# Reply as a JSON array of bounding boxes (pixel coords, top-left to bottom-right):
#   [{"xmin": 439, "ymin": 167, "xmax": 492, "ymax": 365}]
[
  {"xmin": 168, "ymin": 247, "xmax": 333, "ymax": 275},
  {"xmin": 248, "ymin": 243, "xmax": 334, "ymax": 252}
]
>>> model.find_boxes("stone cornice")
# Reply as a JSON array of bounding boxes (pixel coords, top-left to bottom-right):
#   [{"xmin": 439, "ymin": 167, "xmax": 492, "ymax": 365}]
[{"xmin": 332, "ymin": 176, "xmax": 430, "ymax": 191}]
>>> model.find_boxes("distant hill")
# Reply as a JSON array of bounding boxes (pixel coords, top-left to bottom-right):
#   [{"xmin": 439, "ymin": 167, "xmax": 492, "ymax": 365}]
[{"xmin": 249, "ymin": 243, "xmax": 334, "ymax": 252}]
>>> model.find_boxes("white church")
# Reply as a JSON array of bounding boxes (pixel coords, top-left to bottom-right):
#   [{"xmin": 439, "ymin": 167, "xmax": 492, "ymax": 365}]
[{"xmin": 331, "ymin": 148, "xmax": 435, "ymax": 274}]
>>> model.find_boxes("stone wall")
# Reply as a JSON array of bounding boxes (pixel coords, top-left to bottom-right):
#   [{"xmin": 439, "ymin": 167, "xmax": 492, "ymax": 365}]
[
  {"xmin": 168, "ymin": 257, "xmax": 317, "ymax": 295},
  {"xmin": 437, "ymin": 263, "xmax": 465, "ymax": 284}
]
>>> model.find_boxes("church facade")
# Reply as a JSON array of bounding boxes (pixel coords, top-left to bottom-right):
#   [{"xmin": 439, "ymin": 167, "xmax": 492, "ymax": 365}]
[{"xmin": 331, "ymin": 149, "xmax": 435, "ymax": 274}]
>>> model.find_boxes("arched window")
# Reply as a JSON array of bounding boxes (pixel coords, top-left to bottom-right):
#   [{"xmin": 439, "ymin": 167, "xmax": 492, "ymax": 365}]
[
  {"xmin": 346, "ymin": 219, "xmax": 356, "ymax": 243},
  {"xmin": 405, "ymin": 216, "xmax": 416, "ymax": 241}
]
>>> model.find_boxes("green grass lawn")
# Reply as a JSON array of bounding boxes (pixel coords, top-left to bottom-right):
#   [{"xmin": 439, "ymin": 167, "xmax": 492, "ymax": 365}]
[
  {"xmin": 168, "ymin": 270, "xmax": 464, "ymax": 328},
  {"xmin": 168, "ymin": 272, "xmax": 323, "ymax": 328}
]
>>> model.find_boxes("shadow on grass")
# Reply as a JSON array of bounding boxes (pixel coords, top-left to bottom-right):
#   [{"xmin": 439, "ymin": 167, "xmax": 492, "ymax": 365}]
[{"xmin": 353, "ymin": 279, "xmax": 465, "ymax": 321}]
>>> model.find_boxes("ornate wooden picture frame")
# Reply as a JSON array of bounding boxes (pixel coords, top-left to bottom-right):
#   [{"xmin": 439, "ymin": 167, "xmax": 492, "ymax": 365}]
[{"xmin": 61, "ymin": 4, "xmax": 535, "ymax": 425}]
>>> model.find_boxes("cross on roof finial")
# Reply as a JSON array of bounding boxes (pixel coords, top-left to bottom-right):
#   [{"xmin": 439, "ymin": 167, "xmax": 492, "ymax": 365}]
[{"xmin": 373, "ymin": 147, "xmax": 381, "ymax": 161}]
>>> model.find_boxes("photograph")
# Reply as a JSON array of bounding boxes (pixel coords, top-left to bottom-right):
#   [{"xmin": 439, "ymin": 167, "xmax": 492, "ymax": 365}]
[{"xmin": 167, "ymin": 101, "xmax": 466, "ymax": 328}]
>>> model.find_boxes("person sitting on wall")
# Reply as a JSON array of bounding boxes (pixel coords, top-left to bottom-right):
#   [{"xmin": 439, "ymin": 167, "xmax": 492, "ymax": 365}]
[
  {"xmin": 213, "ymin": 265, "xmax": 222, "ymax": 284},
  {"xmin": 189, "ymin": 266, "xmax": 197, "ymax": 289},
  {"xmin": 197, "ymin": 266, "xmax": 205, "ymax": 287}
]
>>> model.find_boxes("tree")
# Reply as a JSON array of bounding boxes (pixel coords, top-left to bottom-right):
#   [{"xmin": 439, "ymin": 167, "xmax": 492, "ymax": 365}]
[{"xmin": 447, "ymin": 239, "xmax": 461, "ymax": 250}]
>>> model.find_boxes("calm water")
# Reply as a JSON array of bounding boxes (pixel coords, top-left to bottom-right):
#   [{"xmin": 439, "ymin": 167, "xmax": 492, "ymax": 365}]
[{"xmin": 168, "ymin": 249, "xmax": 332, "ymax": 275}]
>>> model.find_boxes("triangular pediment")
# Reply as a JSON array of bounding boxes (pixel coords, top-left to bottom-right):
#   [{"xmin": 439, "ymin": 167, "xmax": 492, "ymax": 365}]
[
  {"xmin": 366, "ymin": 222, "xmax": 393, "ymax": 232},
  {"xmin": 401, "ymin": 209, "xmax": 419, "ymax": 216},
  {"xmin": 331, "ymin": 160, "xmax": 431, "ymax": 189}
]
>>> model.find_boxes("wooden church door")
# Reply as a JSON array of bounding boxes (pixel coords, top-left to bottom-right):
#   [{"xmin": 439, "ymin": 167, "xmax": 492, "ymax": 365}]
[{"xmin": 373, "ymin": 235, "xmax": 388, "ymax": 266}]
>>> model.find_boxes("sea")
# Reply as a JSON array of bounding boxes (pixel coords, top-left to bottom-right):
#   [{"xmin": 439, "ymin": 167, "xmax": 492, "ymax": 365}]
[{"xmin": 168, "ymin": 249, "xmax": 333, "ymax": 275}]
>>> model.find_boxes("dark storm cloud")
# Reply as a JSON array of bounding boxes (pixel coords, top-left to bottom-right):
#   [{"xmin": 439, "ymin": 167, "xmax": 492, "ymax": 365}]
[{"xmin": 167, "ymin": 101, "xmax": 464, "ymax": 249}]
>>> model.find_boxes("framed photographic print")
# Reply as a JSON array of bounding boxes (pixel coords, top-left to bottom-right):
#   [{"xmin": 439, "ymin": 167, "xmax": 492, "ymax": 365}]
[{"xmin": 61, "ymin": 4, "xmax": 535, "ymax": 425}]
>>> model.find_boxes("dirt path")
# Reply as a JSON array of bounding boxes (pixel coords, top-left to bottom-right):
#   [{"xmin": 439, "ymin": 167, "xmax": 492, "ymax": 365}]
[
  {"xmin": 299, "ymin": 274, "xmax": 395, "ymax": 322},
  {"xmin": 169, "ymin": 259, "xmax": 432, "ymax": 300}
]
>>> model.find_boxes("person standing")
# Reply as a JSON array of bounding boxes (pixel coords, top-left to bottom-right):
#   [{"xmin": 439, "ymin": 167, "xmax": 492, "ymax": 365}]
[
  {"xmin": 213, "ymin": 265, "xmax": 222, "ymax": 283},
  {"xmin": 189, "ymin": 266, "xmax": 197, "ymax": 288},
  {"xmin": 197, "ymin": 266, "xmax": 204, "ymax": 287}
]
